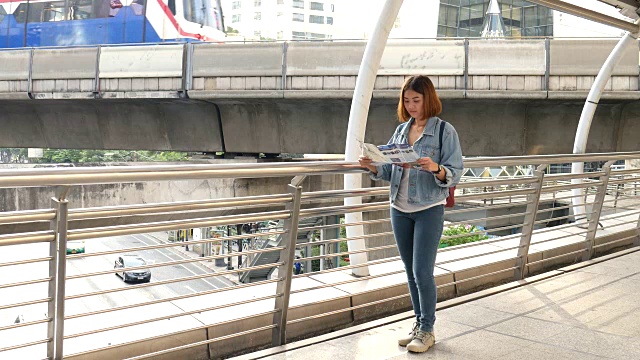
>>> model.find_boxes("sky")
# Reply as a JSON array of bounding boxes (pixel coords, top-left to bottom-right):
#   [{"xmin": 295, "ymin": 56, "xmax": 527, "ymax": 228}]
[
  {"xmin": 222, "ymin": 0, "xmax": 632, "ymax": 40},
  {"xmin": 333, "ymin": 0, "xmax": 438, "ymax": 39}
]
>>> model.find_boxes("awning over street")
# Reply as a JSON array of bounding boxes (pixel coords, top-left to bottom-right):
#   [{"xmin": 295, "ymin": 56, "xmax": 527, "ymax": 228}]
[{"xmin": 526, "ymin": 0, "xmax": 639, "ymax": 34}]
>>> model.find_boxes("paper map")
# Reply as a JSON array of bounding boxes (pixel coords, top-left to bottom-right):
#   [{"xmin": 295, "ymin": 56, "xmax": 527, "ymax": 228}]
[{"xmin": 360, "ymin": 142, "xmax": 422, "ymax": 168}]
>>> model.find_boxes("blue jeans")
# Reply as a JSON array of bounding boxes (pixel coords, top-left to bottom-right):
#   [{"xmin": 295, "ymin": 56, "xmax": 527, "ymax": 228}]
[{"xmin": 391, "ymin": 205, "xmax": 444, "ymax": 332}]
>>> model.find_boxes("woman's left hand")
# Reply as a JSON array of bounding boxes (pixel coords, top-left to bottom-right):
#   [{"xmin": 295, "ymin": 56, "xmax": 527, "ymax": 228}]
[{"xmin": 416, "ymin": 157, "xmax": 439, "ymax": 172}]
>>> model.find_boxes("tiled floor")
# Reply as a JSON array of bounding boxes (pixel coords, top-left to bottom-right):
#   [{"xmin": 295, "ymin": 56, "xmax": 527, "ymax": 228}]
[{"xmin": 255, "ymin": 250, "xmax": 640, "ymax": 360}]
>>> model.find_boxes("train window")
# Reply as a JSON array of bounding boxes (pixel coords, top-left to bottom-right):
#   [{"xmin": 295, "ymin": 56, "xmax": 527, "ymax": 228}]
[
  {"xmin": 42, "ymin": 1, "xmax": 66, "ymax": 22},
  {"xmin": 69, "ymin": 0, "xmax": 112, "ymax": 20},
  {"xmin": 130, "ymin": 0, "xmax": 145, "ymax": 15},
  {"xmin": 13, "ymin": 2, "xmax": 54, "ymax": 23},
  {"xmin": 183, "ymin": 0, "xmax": 216, "ymax": 26},
  {"xmin": 0, "ymin": 7, "xmax": 5, "ymax": 23},
  {"xmin": 168, "ymin": 0, "xmax": 176, "ymax": 15}
]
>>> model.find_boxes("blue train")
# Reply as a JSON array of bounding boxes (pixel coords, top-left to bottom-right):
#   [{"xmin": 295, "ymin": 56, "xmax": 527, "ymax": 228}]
[{"xmin": 0, "ymin": 0, "xmax": 226, "ymax": 48}]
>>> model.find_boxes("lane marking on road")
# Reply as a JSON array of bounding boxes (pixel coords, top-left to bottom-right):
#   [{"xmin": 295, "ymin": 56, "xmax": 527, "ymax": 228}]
[
  {"xmin": 136, "ymin": 233, "xmax": 234, "ymax": 287},
  {"xmin": 131, "ymin": 234, "xmax": 222, "ymax": 289}
]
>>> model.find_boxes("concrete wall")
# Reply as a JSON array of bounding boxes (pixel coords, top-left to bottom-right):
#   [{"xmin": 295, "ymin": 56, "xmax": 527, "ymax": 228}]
[
  {"xmin": 215, "ymin": 97, "xmax": 638, "ymax": 156},
  {"xmin": 0, "ymin": 162, "xmax": 346, "ymax": 234},
  {"xmin": 0, "ymin": 99, "xmax": 224, "ymax": 152},
  {"xmin": 0, "ymin": 96, "xmax": 637, "ymax": 156}
]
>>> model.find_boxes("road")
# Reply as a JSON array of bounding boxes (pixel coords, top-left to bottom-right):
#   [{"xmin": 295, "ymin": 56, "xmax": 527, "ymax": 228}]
[{"xmin": 0, "ymin": 232, "xmax": 234, "ymax": 355}]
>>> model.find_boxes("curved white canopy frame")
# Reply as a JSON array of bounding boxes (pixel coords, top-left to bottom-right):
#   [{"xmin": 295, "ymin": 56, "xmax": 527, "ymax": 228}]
[{"xmin": 344, "ymin": 0, "xmax": 640, "ymax": 272}]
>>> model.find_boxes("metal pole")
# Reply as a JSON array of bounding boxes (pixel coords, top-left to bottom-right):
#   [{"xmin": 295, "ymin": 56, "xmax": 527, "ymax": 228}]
[
  {"xmin": 544, "ymin": 37, "xmax": 550, "ymax": 91},
  {"xmin": 614, "ymin": 182, "xmax": 622, "ymax": 208},
  {"xmin": 635, "ymin": 208, "xmax": 640, "ymax": 247},
  {"xmin": 514, "ymin": 164, "xmax": 546, "ymax": 280},
  {"xmin": 319, "ymin": 224, "xmax": 325, "ymax": 271},
  {"xmin": 94, "ymin": 45, "xmax": 101, "ymax": 97},
  {"xmin": 271, "ymin": 179, "xmax": 303, "ymax": 346},
  {"xmin": 583, "ymin": 161, "xmax": 614, "ymax": 260},
  {"xmin": 463, "ymin": 38, "xmax": 469, "ymax": 97},
  {"xmin": 226, "ymin": 226, "xmax": 233, "ymax": 270},
  {"xmin": 344, "ymin": 0, "xmax": 404, "ymax": 277},
  {"xmin": 571, "ymin": 27, "xmax": 638, "ymax": 222},
  {"xmin": 49, "ymin": 190, "xmax": 69, "ymax": 360},
  {"xmin": 237, "ymin": 224, "xmax": 243, "ymax": 269},
  {"xmin": 47, "ymin": 199, "xmax": 59, "ymax": 359},
  {"xmin": 281, "ymin": 42, "xmax": 288, "ymax": 91}
]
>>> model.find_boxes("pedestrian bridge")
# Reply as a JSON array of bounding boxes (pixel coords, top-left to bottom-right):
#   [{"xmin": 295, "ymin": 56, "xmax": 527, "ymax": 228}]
[
  {"xmin": 0, "ymin": 151, "xmax": 639, "ymax": 359},
  {"xmin": 0, "ymin": 39, "xmax": 639, "ymax": 155},
  {"xmin": 239, "ymin": 248, "xmax": 640, "ymax": 360}
]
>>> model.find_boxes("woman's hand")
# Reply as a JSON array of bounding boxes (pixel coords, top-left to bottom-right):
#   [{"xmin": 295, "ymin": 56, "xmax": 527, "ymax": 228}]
[
  {"xmin": 416, "ymin": 157, "xmax": 440, "ymax": 172},
  {"xmin": 358, "ymin": 156, "xmax": 378, "ymax": 174}
]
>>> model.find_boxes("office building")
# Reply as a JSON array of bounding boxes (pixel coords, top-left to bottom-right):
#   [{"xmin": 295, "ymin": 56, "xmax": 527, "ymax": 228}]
[{"xmin": 223, "ymin": 0, "xmax": 335, "ymax": 40}]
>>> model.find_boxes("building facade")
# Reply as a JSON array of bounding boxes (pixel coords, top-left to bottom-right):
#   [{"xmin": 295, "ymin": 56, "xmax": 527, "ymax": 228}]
[
  {"xmin": 223, "ymin": 0, "xmax": 629, "ymax": 41},
  {"xmin": 438, "ymin": 0, "xmax": 553, "ymax": 38},
  {"xmin": 223, "ymin": 0, "xmax": 335, "ymax": 40}
]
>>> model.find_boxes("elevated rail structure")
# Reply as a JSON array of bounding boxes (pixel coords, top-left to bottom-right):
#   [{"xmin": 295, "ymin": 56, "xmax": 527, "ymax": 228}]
[
  {"xmin": 0, "ymin": 152, "xmax": 639, "ymax": 359},
  {"xmin": 0, "ymin": 39, "xmax": 640, "ymax": 155}
]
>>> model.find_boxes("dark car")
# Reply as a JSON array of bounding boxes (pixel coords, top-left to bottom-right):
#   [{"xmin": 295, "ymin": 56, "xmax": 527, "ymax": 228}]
[{"xmin": 114, "ymin": 255, "xmax": 151, "ymax": 283}]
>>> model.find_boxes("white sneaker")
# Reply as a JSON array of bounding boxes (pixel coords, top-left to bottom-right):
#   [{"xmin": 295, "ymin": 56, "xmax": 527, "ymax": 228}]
[
  {"xmin": 406, "ymin": 330, "xmax": 435, "ymax": 353},
  {"xmin": 397, "ymin": 322, "xmax": 419, "ymax": 347}
]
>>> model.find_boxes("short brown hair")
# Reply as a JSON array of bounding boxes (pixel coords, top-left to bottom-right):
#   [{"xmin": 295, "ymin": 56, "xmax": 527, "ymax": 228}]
[{"xmin": 397, "ymin": 75, "xmax": 442, "ymax": 123}]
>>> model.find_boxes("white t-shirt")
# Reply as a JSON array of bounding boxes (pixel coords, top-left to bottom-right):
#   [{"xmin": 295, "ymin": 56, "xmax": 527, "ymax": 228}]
[{"xmin": 391, "ymin": 168, "xmax": 446, "ymax": 213}]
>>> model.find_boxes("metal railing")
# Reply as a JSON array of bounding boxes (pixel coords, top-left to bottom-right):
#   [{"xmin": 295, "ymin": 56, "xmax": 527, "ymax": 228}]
[
  {"xmin": 1, "ymin": 37, "xmax": 639, "ymax": 100},
  {"xmin": 0, "ymin": 152, "xmax": 639, "ymax": 359}
]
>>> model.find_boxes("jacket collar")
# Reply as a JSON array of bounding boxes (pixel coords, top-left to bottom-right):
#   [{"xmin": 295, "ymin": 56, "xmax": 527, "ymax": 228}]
[{"xmin": 402, "ymin": 116, "xmax": 440, "ymax": 138}]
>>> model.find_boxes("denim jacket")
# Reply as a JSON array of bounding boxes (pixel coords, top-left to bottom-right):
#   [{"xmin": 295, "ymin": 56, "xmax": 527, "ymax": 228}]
[{"xmin": 370, "ymin": 117, "xmax": 463, "ymax": 207}]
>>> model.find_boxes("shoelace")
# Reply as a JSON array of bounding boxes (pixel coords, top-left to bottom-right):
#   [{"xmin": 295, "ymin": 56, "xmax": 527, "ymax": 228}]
[
  {"xmin": 414, "ymin": 331, "xmax": 433, "ymax": 343},
  {"xmin": 408, "ymin": 322, "xmax": 419, "ymax": 335}
]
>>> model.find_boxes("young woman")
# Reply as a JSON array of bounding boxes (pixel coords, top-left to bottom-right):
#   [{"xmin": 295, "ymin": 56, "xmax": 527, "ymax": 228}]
[{"xmin": 359, "ymin": 75, "xmax": 463, "ymax": 353}]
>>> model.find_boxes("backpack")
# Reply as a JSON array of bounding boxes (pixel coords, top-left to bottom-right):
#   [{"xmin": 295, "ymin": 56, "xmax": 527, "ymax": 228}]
[{"xmin": 439, "ymin": 120, "xmax": 456, "ymax": 208}]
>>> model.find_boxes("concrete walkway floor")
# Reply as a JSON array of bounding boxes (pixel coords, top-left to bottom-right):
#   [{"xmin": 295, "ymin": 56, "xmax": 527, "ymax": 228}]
[{"xmin": 242, "ymin": 248, "xmax": 640, "ymax": 360}]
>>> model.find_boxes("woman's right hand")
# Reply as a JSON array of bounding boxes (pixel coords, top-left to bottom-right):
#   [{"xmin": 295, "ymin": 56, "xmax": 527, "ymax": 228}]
[{"xmin": 358, "ymin": 156, "xmax": 377, "ymax": 174}]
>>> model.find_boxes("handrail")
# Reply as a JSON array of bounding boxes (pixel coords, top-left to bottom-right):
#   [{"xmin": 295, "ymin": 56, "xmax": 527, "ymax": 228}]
[
  {"xmin": 0, "ymin": 152, "xmax": 639, "ymax": 188},
  {"xmin": 0, "ymin": 152, "xmax": 639, "ymax": 360}
]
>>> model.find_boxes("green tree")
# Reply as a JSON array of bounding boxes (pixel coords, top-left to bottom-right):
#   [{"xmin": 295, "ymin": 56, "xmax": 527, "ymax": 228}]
[
  {"xmin": 440, "ymin": 224, "xmax": 489, "ymax": 248},
  {"xmin": 0, "ymin": 148, "xmax": 28, "ymax": 163}
]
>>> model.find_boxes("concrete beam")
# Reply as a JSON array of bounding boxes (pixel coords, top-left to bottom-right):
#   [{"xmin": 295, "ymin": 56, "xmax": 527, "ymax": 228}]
[{"xmin": 0, "ymin": 99, "xmax": 224, "ymax": 152}]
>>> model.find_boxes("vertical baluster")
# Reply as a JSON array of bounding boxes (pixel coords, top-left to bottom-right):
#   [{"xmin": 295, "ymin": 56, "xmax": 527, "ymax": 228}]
[
  {"xmin": 514, "ymin": 164, "xmax": 546, "ymax": 280},
  {"xmin": 272, "ymin": 178, "xmax": 303, "ymax": 346},
  {"xmin": 583, "ymin": 161, "xmax": 613, "ymax": 260},
  {"xmin": 48, "ymin": 187, "xmax": 69, "ymax": 360}
]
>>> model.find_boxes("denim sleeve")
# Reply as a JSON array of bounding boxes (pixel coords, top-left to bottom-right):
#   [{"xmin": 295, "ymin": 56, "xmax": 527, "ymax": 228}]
[
  {"xmin": 369, "ymin": 163, "xmax": 392, "ymax": 182},
  {"xmin": 369, "ymin": 124, "xmax": 403, "ymax": 182},
  {"xmin": 434, "ymin": 123, "xmax": 464, "ymax": 187}
]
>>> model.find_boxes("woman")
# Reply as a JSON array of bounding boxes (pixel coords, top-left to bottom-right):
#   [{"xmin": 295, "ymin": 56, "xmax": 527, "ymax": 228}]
[{"xmin": 359, "ymin": 75, "xmax": 463, "ymax": 353}]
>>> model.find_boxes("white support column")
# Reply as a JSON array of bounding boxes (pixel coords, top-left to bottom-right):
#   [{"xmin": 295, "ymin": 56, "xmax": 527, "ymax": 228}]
[
  {"xmin": 571, "ymin": 28, "xmax": 638, "ymax": 221},
  {"xmin": 344, "ymin": 0, "xmax": 404, "ymax": 277}
]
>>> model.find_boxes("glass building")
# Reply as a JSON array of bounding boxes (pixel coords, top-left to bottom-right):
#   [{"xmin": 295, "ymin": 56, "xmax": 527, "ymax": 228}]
[{"xmin": 438, "ymin": 0, "xmax": 553, "ymax": 38}]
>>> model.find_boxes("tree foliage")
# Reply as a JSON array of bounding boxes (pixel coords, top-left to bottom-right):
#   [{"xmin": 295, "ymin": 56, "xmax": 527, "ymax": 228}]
[
  {"xmin": 440, "ymin": 224, "xmax": 489, "ymax": 248},
  {"xmin": 0, "ymin": 148, "xmax": 28, "ymax": 163},
  {"xmin": 0, "ymin": 148, "xmax": 191, "ymax": 164}
]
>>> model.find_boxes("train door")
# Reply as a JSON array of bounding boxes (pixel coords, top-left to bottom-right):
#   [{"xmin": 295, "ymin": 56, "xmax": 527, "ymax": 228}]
[
  {"xmin": 6, "ymin": 1, "xmax": 28, "ymax": 48},
  {"xmin": 0, "ymin": 3, "xmax": 8, "ymax": 48},
  {"xmin": 9, "ymin": 0, "xmax": 29, "ymax": 47},
  {"xmin": 38, "ymin": 1, "xmax": 67, "ymax": 46},
  {"xmin": 66, "ymin": 0, "xmax": 110, "ymax": 45},
  {"xmin": 122, "ymin": 0, "xmax": 145, "ymax": 43}
]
